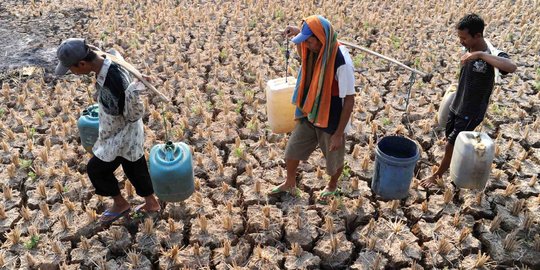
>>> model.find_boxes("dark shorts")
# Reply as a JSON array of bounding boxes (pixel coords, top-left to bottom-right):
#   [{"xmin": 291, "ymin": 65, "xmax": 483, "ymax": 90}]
[{"xmin": 445, "ymin": 111, "xmax": 483, "ymax": 144}]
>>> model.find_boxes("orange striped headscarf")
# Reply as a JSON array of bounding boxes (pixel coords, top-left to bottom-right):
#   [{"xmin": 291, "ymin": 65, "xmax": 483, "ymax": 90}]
[{"xmin": 292, "ymin": 15, "xmax": 339, "ymax": 128}]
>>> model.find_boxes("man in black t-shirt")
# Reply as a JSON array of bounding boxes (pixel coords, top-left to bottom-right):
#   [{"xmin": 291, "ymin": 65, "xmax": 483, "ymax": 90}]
[{"xmin": 420, "ymin": 14, "xmax": 516, "ymax": 188}]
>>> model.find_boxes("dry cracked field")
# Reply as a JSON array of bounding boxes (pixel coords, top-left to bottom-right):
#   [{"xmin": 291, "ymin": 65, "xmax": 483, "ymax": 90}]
[{"xmin": 0, "ymin": 0, "xmax": 539, "ymax": 269}]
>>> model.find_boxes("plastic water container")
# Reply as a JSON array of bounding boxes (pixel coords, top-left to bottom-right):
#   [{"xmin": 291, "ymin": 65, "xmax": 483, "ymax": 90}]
[
  {"xmin": 372, "ymin": 136, "xmax": 420, "ymax": 200},
  {"xmin": 266, "ymin": 77, "xmax": 297, "ymax": 134},
  {"xmin": 438, "ymin": 85, "xmax": 456, "ymax": 128},
  {"xmin": 450, "ymin": 132, "xmax": 495, "ymax": 189},
  {"xmin": 77, "ymin": 104, "xmax": 99, "ymax": 153},
  {"xmin": 149, "ymin": 141, "xmax": 194, "ymax": 202}
]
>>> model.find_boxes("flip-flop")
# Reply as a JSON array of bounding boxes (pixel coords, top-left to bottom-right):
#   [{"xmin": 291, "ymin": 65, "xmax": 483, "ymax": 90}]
[
  {"xmin": 317, "ymin": 188, "xmax": 342, "ymax": 205},
  {"xmin": 100, "ymin": 208, "xmax": 130, "ymax": 226},
  {"xmin": 268, "ymin": 186, "xmax": 301, "ymax": 197},
  {"xmin": 131, "ymin": 203, "xmax": 161, "ymax": 219}
]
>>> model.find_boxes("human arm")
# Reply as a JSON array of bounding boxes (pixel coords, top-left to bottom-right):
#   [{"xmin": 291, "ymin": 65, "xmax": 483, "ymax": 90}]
[
  {"xmin": 461, "ymin": 51, "xmax": 517, "ymax": 73},
  {"xmin": 123, "ymin": 79, "xmax": 146, "ymax": 122},
  {"xmin": 329, "ymin": 52, "xmax": 356, "ymax": 151},
  {"xmin": 283, "ymin": 26, "xmax": 302, "ymax": 56},
  {"xmin": 329, "ymin": 94, "xmax": 355, "ymax": 151}
]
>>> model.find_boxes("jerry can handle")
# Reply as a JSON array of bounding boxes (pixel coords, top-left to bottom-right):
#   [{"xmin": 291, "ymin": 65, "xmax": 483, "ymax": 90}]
[
  {"xmin": 164, "ymin": 141, "xmax": 175, "ymax": 161},
  {"xmin": 474, "ymin": 132, "xmax": 481, "ymax": 143}
]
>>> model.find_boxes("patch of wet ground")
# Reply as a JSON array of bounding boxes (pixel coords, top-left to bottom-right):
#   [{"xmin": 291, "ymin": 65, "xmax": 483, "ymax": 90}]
[{"xmin": 0, "ymin": 1, "xmax": 92, "ymax": 75}]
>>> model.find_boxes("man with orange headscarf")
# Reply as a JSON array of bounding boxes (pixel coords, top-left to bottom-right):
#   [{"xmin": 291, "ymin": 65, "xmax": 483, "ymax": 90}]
[{"xmin": 269, "ymin": 15, "xmax": 356, "ymax": 204}]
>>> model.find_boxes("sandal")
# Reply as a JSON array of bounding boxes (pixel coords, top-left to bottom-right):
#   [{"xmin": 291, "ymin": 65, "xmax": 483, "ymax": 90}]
[
  {"xmin": 317, "ymin": 188, "xmax": 342, "ymax": 205},
  {"xmin": 100, "ymin": 208, "xmax": 130, "ymax": 226}
]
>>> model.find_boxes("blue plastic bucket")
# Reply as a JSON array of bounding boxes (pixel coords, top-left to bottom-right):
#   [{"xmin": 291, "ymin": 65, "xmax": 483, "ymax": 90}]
[{"xmin": 371, "ymin": 136, "xmax": 420, "ymax": 200}]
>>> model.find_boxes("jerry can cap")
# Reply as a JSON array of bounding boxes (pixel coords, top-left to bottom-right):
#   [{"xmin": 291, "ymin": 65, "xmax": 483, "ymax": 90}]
[{"xmin": 164, "ymin": 141, "xmax": 175, "ymax": 151}]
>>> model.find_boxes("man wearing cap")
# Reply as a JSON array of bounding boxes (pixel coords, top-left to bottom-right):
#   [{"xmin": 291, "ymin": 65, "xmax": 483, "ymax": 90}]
[
  {"xmin": 55, "ymin": 38, "xmax": 160, "ymax": 225},
  {"xmin": 269, "ymin": 15, "xmax": 356, "ymax": 204}
]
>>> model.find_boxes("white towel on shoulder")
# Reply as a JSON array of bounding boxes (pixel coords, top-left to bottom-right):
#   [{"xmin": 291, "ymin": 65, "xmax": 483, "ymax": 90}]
[{"xmin": 484, "ymin": 39, "xmax": 502, "ymax": 83}]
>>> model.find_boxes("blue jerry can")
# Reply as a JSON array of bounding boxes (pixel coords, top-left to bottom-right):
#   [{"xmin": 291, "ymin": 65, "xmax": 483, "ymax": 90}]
[
  {"xmin": 149, "ymin": 141, "xmax": 194, "ymax": 202},
  {"xmin": 77, "ymin": 104, "xmax": 99, "ymax": 153}
]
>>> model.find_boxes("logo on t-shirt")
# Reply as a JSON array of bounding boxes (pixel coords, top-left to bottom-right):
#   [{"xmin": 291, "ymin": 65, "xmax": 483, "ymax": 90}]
[{"xmin": 472, "ymin": 60, "xmax": 487, "ymax": 73}]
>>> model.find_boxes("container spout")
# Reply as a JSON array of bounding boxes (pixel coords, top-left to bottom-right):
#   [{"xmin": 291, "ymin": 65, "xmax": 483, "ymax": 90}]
[
  {"xmin": 164, "ymin": 141, "xmax": 176, "ymax": 161},
  {"xmin": 165, "ymin": 141, "xmax": 175, "ymax": 151},
  {"xmin": 474, "ymin": 142, "xmax": 486, "ymax": 157},
  {"xmin": 473, "ymin": 132, "xmax": 481, "ymax": 142}
]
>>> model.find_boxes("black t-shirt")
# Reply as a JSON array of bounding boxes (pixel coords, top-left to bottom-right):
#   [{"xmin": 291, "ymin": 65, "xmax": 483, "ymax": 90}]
[
  {"xmin": 99, "ymin": 62, "xmax": 131, "ymax": 116},
  {"xmin": 450, "ymin": 50, "xmax": 509, "ymax": 120}
]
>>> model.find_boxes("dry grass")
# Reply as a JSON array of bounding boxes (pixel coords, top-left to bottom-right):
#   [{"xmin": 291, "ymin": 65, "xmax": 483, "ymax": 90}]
[{"xmin": 0, "ymin": 0, "xmax": 538, "ymax": 268}]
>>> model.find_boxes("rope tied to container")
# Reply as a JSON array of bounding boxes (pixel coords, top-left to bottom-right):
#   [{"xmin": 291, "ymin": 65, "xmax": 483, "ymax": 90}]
[
  {"xmin": 161, "ymin": 107, "xmax": 171, "ymax": 145},
  {"xmin": 284, "ymin": 35, "xmax": 290, "ymax": 82},
  {"xmin": 404, "ymin": 72, "xmax": 416, "ymax": 114},
  {"xmin": 403, "ymin": 72, "xmax": 416, "ymax": 133}
]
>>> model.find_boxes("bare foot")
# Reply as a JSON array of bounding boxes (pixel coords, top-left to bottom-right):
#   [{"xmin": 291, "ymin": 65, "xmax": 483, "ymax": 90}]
[
  {"xmin": 419, "ymin": 175, "xmax": 440, "ymax": 189},
  {"xmin": 137, "ymin": 195, "xmax": 161, "ymax": 212},
  {"xmin": 268, "ymin": 182, "xmax": 297, "ymax": 195},
  {"xmin": 107, "ymin": 197, "xmax": 131, "ymax": 213}
]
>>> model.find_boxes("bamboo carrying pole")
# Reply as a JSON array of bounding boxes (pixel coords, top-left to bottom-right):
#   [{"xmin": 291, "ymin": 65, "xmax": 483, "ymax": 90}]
[
  {"xmin": 92, "ymin": 50, "xmax": 171, "ymax": 103},
  {"xmin": 338, "ymin": 40, "xmax": 433, "ymax": 83}
]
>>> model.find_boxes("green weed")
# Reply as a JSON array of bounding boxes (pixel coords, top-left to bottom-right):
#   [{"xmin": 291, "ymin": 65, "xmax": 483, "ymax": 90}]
[
  {"xmin": 235, "ymin": 101, "xmax": 243, "ymax": 113},
  {"xmin": 245, "ymin": 90, "xmax": 254, "ymax": 100},
  {"xmin": 353, "ymin": 54, "xmax": 365, "ymax": 68},
  {"xmin": 206, "ymin": 101, "xmax": 214, "ymax": 111},
  {"xmin": 274, "ymin": 9, "xmax": 284, "ymax": 20},
  {"xmin": 29, "ymin": 127, "xmax": 36, "ymax": 139},
  {"xmin": 233, "ymin": 147, "xmax": 244, "ymax": 159},
  {"xmin": 484, "ymin": 120, "xmax": 494, "ymax": 130},
  {"xmin": 28, "ymin": 171, "xmax": 37, "ymax": 181},
  {"xmin": 130, "ymin": 211, "xmax": 144, "ymax": 219},
  {"xmin": 219, "ymin": 49, "xmax": 227, "ymax": 61},
  {"xmin": 24, "ymin": 235, "xmax": 40, "ymax": 249},
  {"xmin": 100, "ymin": 32, "xmax": 108, "ymax": 41},
  {"xmin": 342, "ymin": 162, "xmax": 352, "ymax": 178},
  {"xmin": 413, "ymin": 58, "xmax": 421, "ymax": 68},
  {"xmin": 248, "ymin": 20, "xmax": 257, "ymax": 28},
  {"xmin": 20, "ymin": 159, "xmax": 32, "ymax": 169},
  {"xmin": 490, "ymin": 103, "xmax": 506, "ymax": 116},
  {"xmin": 363, "ymin": 22, "xmax": 371, "ymax": 30},
  {"xmin": 390, "ymin": 36, "xmax": 401, "ymax": 49}
]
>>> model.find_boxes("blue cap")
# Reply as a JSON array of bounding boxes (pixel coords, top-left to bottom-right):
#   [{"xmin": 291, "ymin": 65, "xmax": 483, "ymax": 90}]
[{"xmin": 292, "ymin": 23, "xmax": 313, "ymax": 44}]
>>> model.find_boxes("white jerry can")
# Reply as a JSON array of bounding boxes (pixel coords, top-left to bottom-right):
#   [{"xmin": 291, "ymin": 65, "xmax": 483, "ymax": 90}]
[
  {"xmin": 450, "ymin": 131, "xmax": 495, "ymax": 189},
  {"xmin": 265, "ymin": 77, "xmax": 297, "ymax": 134},
  {"xmin": 438, "ymin": 85, "xmax": 457, "ymax": 128}
]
